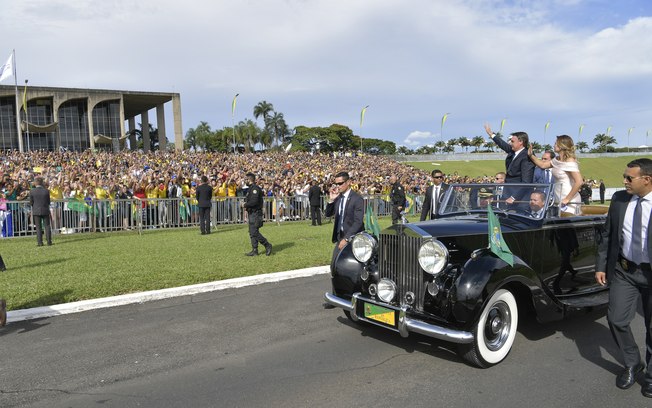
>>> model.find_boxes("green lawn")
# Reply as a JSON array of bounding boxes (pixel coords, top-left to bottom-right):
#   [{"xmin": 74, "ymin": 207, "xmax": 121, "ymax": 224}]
[
  {"xmin": 407, "ymin": 156, "xmax": 644, "ymax": 187},
  {"xmin": 0, "ymin": 217, "xmax": 404, "ymax": 311}
]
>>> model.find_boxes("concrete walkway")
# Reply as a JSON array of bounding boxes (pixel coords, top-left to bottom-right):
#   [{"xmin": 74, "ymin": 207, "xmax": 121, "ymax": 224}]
[{"xmin": 6, "ymin": 265, "xmax": 330, "ymax": 324}]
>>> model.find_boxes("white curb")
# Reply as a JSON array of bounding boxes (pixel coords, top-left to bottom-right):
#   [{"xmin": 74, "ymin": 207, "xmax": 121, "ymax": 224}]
[{"xmin": 6, "ymin": 265, "xmax": 330, "ymax": 323}]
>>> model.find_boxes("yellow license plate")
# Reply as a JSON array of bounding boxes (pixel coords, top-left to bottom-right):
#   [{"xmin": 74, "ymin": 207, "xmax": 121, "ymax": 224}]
[{"xmin": 363, "ymin": 303, "xmax": 395, "ymax": 326}]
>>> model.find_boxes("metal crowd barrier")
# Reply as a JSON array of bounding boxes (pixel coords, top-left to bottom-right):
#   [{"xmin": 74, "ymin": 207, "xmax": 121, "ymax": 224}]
[{"xmin": 0, "ymin": 194, "xmax": 423, "ymax": 239}]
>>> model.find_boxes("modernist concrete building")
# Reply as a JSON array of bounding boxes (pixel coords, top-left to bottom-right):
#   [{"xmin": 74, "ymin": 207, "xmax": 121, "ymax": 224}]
[{"xmin": 0, "ymin": 85, "xmax": 182, "ymax": 152}]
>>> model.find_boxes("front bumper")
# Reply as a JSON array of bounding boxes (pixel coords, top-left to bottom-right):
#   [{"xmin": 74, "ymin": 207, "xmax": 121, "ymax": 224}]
[{"xmin": 324, "ymin": 292, "xmax": 473, "ymax": 344}]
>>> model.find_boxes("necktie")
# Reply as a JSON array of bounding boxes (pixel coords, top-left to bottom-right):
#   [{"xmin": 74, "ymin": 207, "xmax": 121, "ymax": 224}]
[
  {"xmin": 545, "ymin": 169, "xmax": 551, "ymax": 183},
  {"xmin": 631, "ymin": 197, "xmax": 644, "ymax": 263},
  {"xmin": 432, "ymin": 186, "xmax": 439, "ymax": 217},
  {"xmin": 338, "ymin": 196, "xmax": 345, "ymax": 232}
]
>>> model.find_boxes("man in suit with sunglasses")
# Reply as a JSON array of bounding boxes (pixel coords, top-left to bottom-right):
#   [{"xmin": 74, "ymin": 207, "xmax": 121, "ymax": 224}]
[
  {"xmin": 596, "ymin": 158, "xmax": 652, "ymax": 398},
  {"xmin": 421, "ymin": 169, "xmax": 447, "ymax": 221}
]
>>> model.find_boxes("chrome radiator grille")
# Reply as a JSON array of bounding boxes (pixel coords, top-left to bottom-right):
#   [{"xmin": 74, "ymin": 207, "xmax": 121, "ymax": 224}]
[{"xmin": 378, "ymin": 232, "xmax": 426, "ymax": 310}]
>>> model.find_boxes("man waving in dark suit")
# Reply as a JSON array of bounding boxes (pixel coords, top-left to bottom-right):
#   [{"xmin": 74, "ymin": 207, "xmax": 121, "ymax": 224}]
[
  {"xmin": 596, "ymin": 158, "xmax": 652, "ymax": 397},
  {"xmin": 484, "ymin": 123, "xmax": 535, "ymax": 210}
]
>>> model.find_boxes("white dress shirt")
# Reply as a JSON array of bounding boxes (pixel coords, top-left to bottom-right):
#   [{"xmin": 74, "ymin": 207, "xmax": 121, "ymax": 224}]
[{"xmin": 622, "ymin": 191, "xmax": 651, "ymax": 264}]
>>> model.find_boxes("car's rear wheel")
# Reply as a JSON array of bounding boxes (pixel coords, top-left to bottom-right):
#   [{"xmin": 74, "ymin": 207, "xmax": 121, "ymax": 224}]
[{"xmin": 458, "ymin": 288, "xmax": 518, "ymax": 368}]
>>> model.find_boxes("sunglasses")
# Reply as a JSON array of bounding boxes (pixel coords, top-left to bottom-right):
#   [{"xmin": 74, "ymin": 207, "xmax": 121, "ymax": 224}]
[
  {"xmin": 433, "ymin": 176, "xmax": 443, "ymax": 179},
  {"xmin": 623, "ymin": 174, "xmax": 646, "ymax": 182},
  {"xmin": 333, "ymin": 181, "xmax": 347, "ymax": 186}
]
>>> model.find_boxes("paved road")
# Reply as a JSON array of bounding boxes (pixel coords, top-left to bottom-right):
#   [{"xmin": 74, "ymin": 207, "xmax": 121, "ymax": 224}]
[{"xmin": 0, "ymin": 275, "xmax": 648, "ymax": 407}]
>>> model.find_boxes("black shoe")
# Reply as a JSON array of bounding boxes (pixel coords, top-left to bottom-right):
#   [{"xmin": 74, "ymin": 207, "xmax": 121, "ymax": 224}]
[
  {"xmin": 245, "ymin": 250, "xmax": 258, "ymax": 257},
  {"xmin": 617, "ymin": 363, "xmax": 644, "ymax": 389},
  {"xmin": 37, "ymin": 243, "xmax": 43, "ymax": 247},
  {"xmin": 323, "ymin": 302, "xmax": 336, "ymax": 309},
  {"xmin": 47, "ymin": 242, "xmax": 53, "ymax": 246},
  {"xmin": 265, "ymin": 244, "xmax": 272, "ymax": 256},
  {"xmin": 643, "ymin": 383, "xmax": 652, "ymax": 398}
]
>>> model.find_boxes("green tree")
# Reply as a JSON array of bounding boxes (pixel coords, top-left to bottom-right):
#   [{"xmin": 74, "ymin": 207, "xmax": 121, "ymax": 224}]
[
  {"xmin": 458, "ymin": 137, "xmax": 471, "ymax": 153},
  {"xmin": 253, "ymin": 101, "xmax": 274, "ymax": 144},
  {"xmin": 237, "ymin": 119, "xmax": 261, "ymax": 152},
  {"xmin": 131, "ymin": 123, "xmax": 160, "ymax": 151},
  {"xmin": 576, "ymin": 141, "xmax": 589, "ymax": 152},
  {"xmin": 434, "ymin": 140, "xmax": 446, "ymax": 153},
  {"xmin": 592, "ymin": 133, "xmax": 617, "ymax": 152},
  {"xmin": 530, "ymin": 141, "xmax": 542, "ymax": 153},
  {"xmin": 396, "ymin": 145, "xmax": 413, "ymax": 155},
  {"xmin": 471, "ymin": 136, "xmax": 484, "ymax": 152},
  {"xmin": 268, "ymin": 111, "xmax": 290, "ymax": 148}
]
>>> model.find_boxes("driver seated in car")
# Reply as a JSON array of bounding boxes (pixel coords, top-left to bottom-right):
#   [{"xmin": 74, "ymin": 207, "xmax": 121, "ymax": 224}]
[{"xmin": 526, "ymin": 190, "xmax": 546, "ymax": 218}]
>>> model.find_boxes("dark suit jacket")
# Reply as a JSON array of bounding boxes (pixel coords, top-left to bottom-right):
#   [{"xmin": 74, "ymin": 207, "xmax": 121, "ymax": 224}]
[
  {"xmin": 596, "ymin": 190, "xmax": 652, "ymax": 277},
  {"xmin": 308, "ymin": 185, "xmax": 322, "ymax": 206},
  {"xmin": 29, "ymin": 185, "xmax": 51, "ymax": 216},
  {"xmin": 420, "ymin": 184, "xmax": 448, "ymax": 221},
  {"xmin": 195, "ymin": 183, "xmax": 213, "ymax": 208},
  {"xmin": 325, "ymin": 190, "xmax": 364, "ymax": 243},
  {"xmin": 492, "ymin": 135, "xmax": 535, "ymax": 184},
  {"xmin": 533, "ymin": 168, "xmax": 553, "ymax": 185}
]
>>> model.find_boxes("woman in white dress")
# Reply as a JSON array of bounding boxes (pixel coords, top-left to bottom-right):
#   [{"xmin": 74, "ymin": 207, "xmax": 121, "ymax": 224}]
[{"xmin": 528, "ymin": 135, "xmax": 583, "ymax": 216}]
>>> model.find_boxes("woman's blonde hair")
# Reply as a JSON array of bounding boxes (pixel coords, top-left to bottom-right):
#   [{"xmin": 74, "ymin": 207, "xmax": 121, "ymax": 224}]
[{"xmin": 555, "ymin": 135, "xmax": 576, "ymax": 161}]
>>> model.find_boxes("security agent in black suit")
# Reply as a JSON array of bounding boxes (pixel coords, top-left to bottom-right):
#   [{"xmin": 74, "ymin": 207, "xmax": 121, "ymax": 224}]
[
  {"xmin": 308, "ymin": 180, "xmax": 322, "ymax": 226},
  {"xmin": 195, "ymin": 175, "xmax": 213, "ymax": 235},
  {"xmin": 595, "ymin": 158, "xmax": 652, "ymax": 397},
  {"xmin": 484, "ymin": 123, "xmax": 535, "ymax": 209},
  {"xmin": 420, "ymin": 169, "xmax": 447, "ymax": 221},
  {"xmin": 389, "ymin": 175, "xmax": 406, "ymax": 224},
  {"xmin": 325, "ymin": 171, "xmax": 364, "ymax": 254},
  {"xmin": 533, "ymin": 151, "xmax": 555, "ymax": 184},
  {"xmin": 242, "ymin": 173, "xmax": 272, "ymax": 256},
  {"xmin": 29, "ymin": 176, "xmax": 52, "ymax": 246}
]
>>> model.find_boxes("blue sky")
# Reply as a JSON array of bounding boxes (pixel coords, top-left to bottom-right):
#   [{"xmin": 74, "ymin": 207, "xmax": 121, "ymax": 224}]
[{"xmin": 1, "ymin": 0, "xmax": 652, "ymax": 149}]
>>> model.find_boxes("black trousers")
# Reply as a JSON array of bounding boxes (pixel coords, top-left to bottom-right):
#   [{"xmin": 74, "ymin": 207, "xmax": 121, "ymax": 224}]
[
  {"xmin": 310, "ymin": 205, "xmax": 322, "ymax": 225},
  {"xmin": 247, "ymin": 211, "xmax": 269, "ymax": 251},
  {"xmin": 391, "ymin": 205, "xmax": 402, "ymax": 224},
  {"xmin": 608, "ymin": 261, "xmax": 652, "ymax": 383},
  {"xmin": 34, "ymin": 214, "xmax": 52, "ymax": 245},
  {"xmin": 198, "ymin": 206, "xmax": 211, "ymax": 234}
]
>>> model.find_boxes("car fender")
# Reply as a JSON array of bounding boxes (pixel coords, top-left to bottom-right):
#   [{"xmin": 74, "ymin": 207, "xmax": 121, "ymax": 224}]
[
  {"xmin": 330, "ymin": 243, "xmax": 365, "ymax": 298},
  {"xmin": 451, "ymin": 248, "xmax": 540, "ymax": 326}
]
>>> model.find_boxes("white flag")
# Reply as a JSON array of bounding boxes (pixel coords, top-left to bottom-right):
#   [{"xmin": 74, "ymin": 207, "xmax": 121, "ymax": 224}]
[{"xmin": 0, "ymin": 53, "xmax": 13, "ymax": 83}]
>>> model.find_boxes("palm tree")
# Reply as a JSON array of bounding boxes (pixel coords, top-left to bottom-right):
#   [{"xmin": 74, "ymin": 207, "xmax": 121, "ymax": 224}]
[
  {"xmin": 434, "ymin": 140, "xmax": 446, "ymax": 154},
  {"xmin": 237, "ymin": 119, "xmax": 260, "ymax": 152},
  {"xmin": 268, "ymin": 111, "xmax": 289, "ymax": 148},
  {"xmin": 592, "ymin": 133, "xmax": 617, "ymax": 152},
  {"xmin": 576, "ymin": 141, "xmax": 589, "ymax": 153},
  {"xmin": 253, "ymin": 101, "xmax": 274, "ymax": 143},
  {"xmin": 458, "ymin": 137, "xmax": 471, "ymax": 153},
  {"xmin": 471, "ymin": 136, "xmax": 484, "ymax": 152}
]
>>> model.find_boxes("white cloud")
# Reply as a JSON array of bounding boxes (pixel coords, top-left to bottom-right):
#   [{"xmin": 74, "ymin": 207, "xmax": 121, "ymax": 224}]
[{"xmin": 404, "ymin": 130, "xmax": 435, "ymax": 146}]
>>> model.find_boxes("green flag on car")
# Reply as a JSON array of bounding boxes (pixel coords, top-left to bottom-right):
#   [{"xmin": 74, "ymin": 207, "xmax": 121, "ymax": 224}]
[{"xmin": 487, "ymin": 205, "xmax": 514, "ymax": 266}]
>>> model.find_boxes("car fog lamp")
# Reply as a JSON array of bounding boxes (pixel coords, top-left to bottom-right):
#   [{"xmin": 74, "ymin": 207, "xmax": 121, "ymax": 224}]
[
  {"xmin": 427, "ymin": 282, "xmax": 440, "ymax": 296},
  {"xmin": 404, "ymin": 291, "xmax": 415, "ymax": 305},
  {"xmin": 418, "ymin": 240, "xmax": 448, "ymax": 275},
  {"xmin": 360, "ymin": 267, "xmax": 370, "ymax": 281},
  {"xmin": 377, "ymin": 278, "xmax": 397, "ymax": 303},
  {"xmin": 352, "ymin": 233, "xmax": 376, "ymax": 263},
  {"xmin": 369, "ymin": 283, "xmax": 378, "ymax": 296}
]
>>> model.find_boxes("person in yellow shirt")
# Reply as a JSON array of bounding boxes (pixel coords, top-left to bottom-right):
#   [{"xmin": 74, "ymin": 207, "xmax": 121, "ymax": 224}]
[
  {"xmin": 227, "ymin": 177, "xmax": 237, "ymax": 222},
  {"xmin": 216, "ymin": 180, "xmax": 227, "ymax": 223},
  {"xmin": 94, "ymin": 182, "xmax": 109, "ymax": 232},
  {"xmin": 49, "ymin": 177, "xmax": 64, "ymax": 232},
  {"xmin": 156, "ymin": 178, "xmax": 168, "ymax": 227},
  {"xmin": 145, "ymin": 181, "xmax": 158, "ymax": 228}
]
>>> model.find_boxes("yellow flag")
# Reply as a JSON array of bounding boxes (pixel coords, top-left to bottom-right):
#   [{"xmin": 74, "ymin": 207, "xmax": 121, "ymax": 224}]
[
  {"xmin": 360, "ymin": 105, "xmax": 369, "ymax": 127},
  {"xmin": 22, "ymin": 82, "xmax": 27, "ymax": 112},
  {"xmin": 441, "ymin": 113, "xmax": 450, "ymax": 129},
  {"xmin": 231, "ymin": 93, "xmax": 239, "ymax": 118},
  {"xmin": 500, "ymin": 118, "xmax": 507, "ymax": 132}
]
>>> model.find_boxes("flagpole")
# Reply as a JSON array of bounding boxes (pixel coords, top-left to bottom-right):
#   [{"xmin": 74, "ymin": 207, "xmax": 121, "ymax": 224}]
[
  {"xmin": 24, "ymin": 79, "xmax": 30, "ymax": 151},
  {"xmin": 11, "ymin": 50, "xmax": 24, "ymax": 152}
]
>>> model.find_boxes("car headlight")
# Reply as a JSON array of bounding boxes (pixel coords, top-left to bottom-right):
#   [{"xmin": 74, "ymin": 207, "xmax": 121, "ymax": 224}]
[
  {"xmin": 418, "ymin": 239, "xmax": 448, "ymax": 275},
  {"xmin": 352, "ymin": 233, "xmax": 376, "ymax": 263},
  {"xmin": 377, "ymin": 278, "xmax": 396, "ymax": 303}
]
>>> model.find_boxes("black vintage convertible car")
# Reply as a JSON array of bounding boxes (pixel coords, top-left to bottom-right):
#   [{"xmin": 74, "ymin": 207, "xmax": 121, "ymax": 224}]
[{"xmin": 324, "ymin": 183, "xmax": 609, "ymax": 368}]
